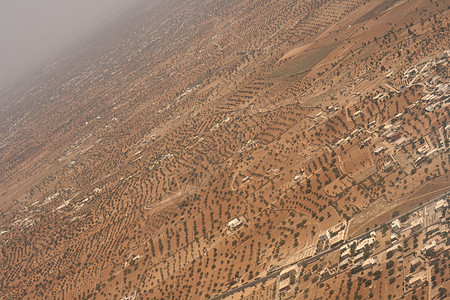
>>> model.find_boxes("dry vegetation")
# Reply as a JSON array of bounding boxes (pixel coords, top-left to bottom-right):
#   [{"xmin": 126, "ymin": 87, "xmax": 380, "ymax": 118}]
[{"xmin": 0, "ymin": 0, "xmax": 449, "ymax": 299}]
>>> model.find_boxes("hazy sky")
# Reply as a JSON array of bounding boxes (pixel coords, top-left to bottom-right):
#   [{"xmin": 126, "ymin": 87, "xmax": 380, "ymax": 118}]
[{"xmin": 0, "ymin": 0, "xmax": 140, "ymax": 91}]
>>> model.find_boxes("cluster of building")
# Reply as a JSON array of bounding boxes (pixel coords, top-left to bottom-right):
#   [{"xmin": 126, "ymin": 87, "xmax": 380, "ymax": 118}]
[
  {"xmin": 317, "ymin": 221, "xmax": 346, "ymax": 251},
  {"xmin": 274, "ymin": 194, "xmax": 448, "ymax": 297},
  {"xmin": 417, "ymin": 53, "xmax": 449, "ymax": 112},
  {"xmin": 338, "ymin": 231, "xmax": 377, "ymax": 273},
  {"xmin": 390, "ymin": 198, "xmax": 448, "ymax": 234},
  {"xmin": 338, "ymin": 197, "xmax": 448, "ymax": 283},
  {"xmin": 404, "ymin": 50, "xmax": 449, "ymax": 87},
  {"xmin": 372, "ymin": 51, "xmax": 450, "ymax": 169},
  {"xmin": 279, "ymin": 265, "xmax": 302, "ymax": 292},
  {"xmin": 405, "ymin": 270, "xmax": 427, "ymax": 290},
  {"xmin": 400, "ymin": 197, "xmax": 449, "ymax": 291}
]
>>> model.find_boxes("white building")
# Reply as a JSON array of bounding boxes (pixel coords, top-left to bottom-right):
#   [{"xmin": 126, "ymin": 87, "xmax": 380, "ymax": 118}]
[
  {"xmin": 387, "ymin": 244, "xmax": 402, "ymax": 254},
  {"xmin": 435, "ymin": 199, "xmax": 448, "ymax": 212},
  {"xmin": 339, "ymin": 258, "xmax": 350, "ymax": 269},
  {"xmin": 410, "ymin": 218, "xmax": 423, "ymax": 232},
  {"xmin": 279, "ymin": 278, "xmax": 291, "ymax": 292},
  {"xmin": 318, "ymin": 231, "xmax": 331, "ymax": 242},
  {"xmin": 228, "ymin": 218, "xmax": 243, "ymax": 229},
  {"xmin": 340, "ymin": 244, "xmax": 349, "ymax": 252},
  {"xmin": 354, "ymin": 252, "xmax": 364, "ymax": 263},
  {"xmin": 390, "ymin": 233, "xmax": 399, "ymax": 242},
  {"xmin": 279, "ymin": 265, "xmax": 301, "ymax": 292},
  {"xmin": 356, "ymin": 237, "xmax": 375, "ymax": 253},
  {"xmin": 391, "ymin": 219, "xmax": 401, "ymax": 231},
  {"xmin": 421, "ymin": 240, "xmax": 437, "ymax": 254},
  {"xmin": 426, "ymin": 224, "xmax": 440, "ymax": 237},
  {"xmin": 362, "ymin": 257, "xmax": 377, "ymax": 269},
  {"xmin": 329, "ymin": 231, "xmax": 345, "ymax": 248},
  {"xmin": 328, "ymin": 221, "xmax": 346, "ymax": 235},
  {"xmin": 374, "ymin": 145, "xmax": 387, "ymax": 155},
  {"xmin": 411, "ymin": 257, "xmax": 422, "ymax": 268},
  {"xmin": 407, "ymin": 271, "xmax": 427, "ymax": 288},
  {"xmin": 340, "ymin": 248, "xmax": 351, "ymax": 260}
]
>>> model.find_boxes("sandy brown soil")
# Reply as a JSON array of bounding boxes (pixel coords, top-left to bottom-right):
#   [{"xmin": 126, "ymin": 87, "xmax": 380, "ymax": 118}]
[{"xmin": 0, "ymin": 0, "xmax": 448, "ymax": 299}]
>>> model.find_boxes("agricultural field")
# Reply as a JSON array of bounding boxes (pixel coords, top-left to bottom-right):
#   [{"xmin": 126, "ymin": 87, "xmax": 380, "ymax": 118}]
[{"xmin": 0, "ymin": 0, "xmax": 449, "ymax": 299}]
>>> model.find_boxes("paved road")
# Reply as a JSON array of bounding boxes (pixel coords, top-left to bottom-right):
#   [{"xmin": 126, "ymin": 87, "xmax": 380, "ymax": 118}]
[
  {"xmin": 211, "ymin": 191, "xmax": 448, "ymax": 299},
  {"xmin": 211, "ymin": 270, "xmax": 281, "ymax": 300}
]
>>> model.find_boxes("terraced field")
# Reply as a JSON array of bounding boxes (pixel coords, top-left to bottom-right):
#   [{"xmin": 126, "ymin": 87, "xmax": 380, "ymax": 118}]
[{"xmin": 0, "ymin": 0, "xmax": 449, "ymax": 299}]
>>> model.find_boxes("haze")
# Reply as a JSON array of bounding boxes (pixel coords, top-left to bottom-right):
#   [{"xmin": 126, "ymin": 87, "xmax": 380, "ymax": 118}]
[{"xmin": 0, "ymin": 0, "xmax": 140, "ymax": 91}]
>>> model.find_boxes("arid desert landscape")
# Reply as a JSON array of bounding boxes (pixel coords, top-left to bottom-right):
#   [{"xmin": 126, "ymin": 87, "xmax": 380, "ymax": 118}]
[{"xmin": 0, "ymin": 0, "xmax": 449, "ymax": 299}]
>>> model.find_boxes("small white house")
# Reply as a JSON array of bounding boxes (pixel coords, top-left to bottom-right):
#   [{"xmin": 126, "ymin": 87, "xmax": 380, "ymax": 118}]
[
  {"xmin": 228, "ymin": 218, "xmax": 243, "ymax": 229},
  {"xmin": 435, "ymin": 199, "xmax": 448, "ymax": 212}
]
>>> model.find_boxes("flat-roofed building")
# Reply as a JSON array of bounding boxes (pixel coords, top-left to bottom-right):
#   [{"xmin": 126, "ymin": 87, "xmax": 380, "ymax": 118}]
[
  {"xmin": 339, "ymin": 258, "xmax": 350, "ymax": 269},
  {"xmin": 426, "ymin": 224, "xmax": 440, "ymax": 237},
  {"xmin": 407, "ymin": 271, "xmax": 427, "ymax": 288},
  {"xmin": 329, "ymin": 230, "xmax": 345, "ymax": 248},
  {"xmin": 390, "ymin": 233, "xmax": 399, "ymax": 242},
  {"xmin": 411, "ymin": 257, "xmax": 422, "ymax": 268},
  {"xmin": 362, "ymin": 257, "xmax": 377, "ymax": 269},
  {"xmin": 340, "ymin": 248, "xmax": 351, "ymax": 260},
  {"xmin": 391, "ymin": 219, "xmax": 401, "ymax": 231},
  {"xmin": 354, "ymin": 252, "xmax": 364, "ymax": 263},
  {"xmin": 280, "ymin": 265, "xmax": 300, "ymax": 280},
  {"xmin": 435, "ymin": 199, "xmax": 448, "ymax": 212},
  {"xmin": 410, "ymin": 218, "xmax": 423, "ymax": 232},
  {"xmin": 228, "ymin": 218, "xmax": 243, "ymax": 229},
  {"xmin": 279, "ymin": 278, "xmax": 291, "ymax": 292},
  {"xmin": 356, "ymin": 237, "xmax": 375, "ymax": 253}
]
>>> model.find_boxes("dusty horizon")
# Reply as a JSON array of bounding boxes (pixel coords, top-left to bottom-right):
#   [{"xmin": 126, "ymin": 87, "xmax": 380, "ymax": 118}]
[{"xmin": 0, "ymin": 0, "xmax": 141, "ymax": 92}]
